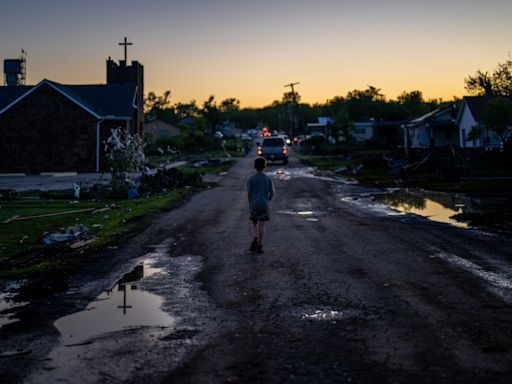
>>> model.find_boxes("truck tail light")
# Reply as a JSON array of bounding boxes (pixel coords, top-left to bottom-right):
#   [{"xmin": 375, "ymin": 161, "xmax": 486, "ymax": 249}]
[{"xmin": 283, "ymin": 146, "xmax": 287, "ymax": 154}]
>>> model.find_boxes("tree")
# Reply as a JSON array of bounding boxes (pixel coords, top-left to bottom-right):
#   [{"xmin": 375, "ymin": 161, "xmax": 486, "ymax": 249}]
[
  {"xmin": 174, "ymin": 100, "xmax": 200, "ymax": 120},
  {"xmin": 333, "ymin": 109, "xmax": 354, "ymax": 143},
  {"xmin": 465, "ymin": 59, "xmax": 512, "ymax": 97},
  {"xmin": 282, "ymin": 91, "xmax": 301, "ymax": 104},
  {"xmin": 397, "ymin": 90, "xmax": 424, "ymax": 114},
  {"xmin": 479, "ymin": 97, "xmax": 512, "ymax": 146},
  {"xmin": 201, "ymin": 95, "xmax": 221, "ymax": 133},
  {"xmin": 345, "ymin": 85, "xmax": 385, "ymax": 120},
  {"xmin": 219, "ymin": 98, "xmax": 240, "ymax": 114},
  {"xmin": 144, "ymin": 90, "xmax": 171, "ymax": 114},
  {"xmin": 219, "ymin": 98, "xmax": 241, "ymax": 123}
]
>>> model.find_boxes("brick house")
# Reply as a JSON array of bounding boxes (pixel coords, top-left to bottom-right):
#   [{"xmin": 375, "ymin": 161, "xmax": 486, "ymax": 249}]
[{"xmin": 0, "ymin": 59, "xmax": 143, "ymax": 173}]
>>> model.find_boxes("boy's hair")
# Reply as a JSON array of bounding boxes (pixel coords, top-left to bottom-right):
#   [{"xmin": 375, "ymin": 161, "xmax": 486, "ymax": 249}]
[{"xmin": 254, "ymin": 157, "xmax": 266, "ymax": 171}]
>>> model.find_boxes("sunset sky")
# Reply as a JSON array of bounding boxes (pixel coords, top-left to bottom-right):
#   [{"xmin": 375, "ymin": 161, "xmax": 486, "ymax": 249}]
[{"xmin": 1, "ymin": 0, "xmax": 511, "ymax": 107}]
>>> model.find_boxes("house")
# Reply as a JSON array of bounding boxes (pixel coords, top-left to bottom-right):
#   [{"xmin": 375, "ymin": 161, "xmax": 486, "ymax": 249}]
[
  {"xmin": 352, "ymin": 121, "xmax": 374, "ymax": 142},
  {"xmin": 402, "ymin": 105, "xmax": 458, "ymax": 148},
  {"xmin": 306, "ymin": 117, "xmax": 333, "ymax": 136},
  {"xmin": 143, "ymin": 117, "xmax": 181, "ymax": 145},
  {"xmin": 0, "ymin": 58, "xmax": 143, "ymax": 173},
  {"xmin": 457, "ymin": 96, "xmax": 503, "ymax": 148}
]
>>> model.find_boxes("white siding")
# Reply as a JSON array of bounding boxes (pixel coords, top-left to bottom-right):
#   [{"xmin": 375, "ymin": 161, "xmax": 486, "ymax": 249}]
[{"xmin": 458, "ymin": 105, "xmax": 478, "ymax": 148}]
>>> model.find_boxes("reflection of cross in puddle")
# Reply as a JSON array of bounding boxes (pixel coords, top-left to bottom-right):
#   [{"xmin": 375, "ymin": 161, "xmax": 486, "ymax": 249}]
[{"xmin": 118, "ymin": 283, "xmax": 133, "ymax": 314}]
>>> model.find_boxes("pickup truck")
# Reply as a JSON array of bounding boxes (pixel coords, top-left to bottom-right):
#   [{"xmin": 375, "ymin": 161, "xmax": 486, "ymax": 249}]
[{"xmin": 258, "ymin": 136, "xmax": 288, "ymax": 165}]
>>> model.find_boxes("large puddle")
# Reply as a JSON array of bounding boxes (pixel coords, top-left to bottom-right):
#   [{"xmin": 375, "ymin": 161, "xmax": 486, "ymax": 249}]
[
  {"xmin": 371, "ymin": 190, "xmax": 511, "ymax": 229},
  {"xmin": 375, "ymin": 191, "xmax": 468, "ymax": 228},
  {"xmin": 54, "ymin": 259, "xmax": 175, "ymax": 346}
]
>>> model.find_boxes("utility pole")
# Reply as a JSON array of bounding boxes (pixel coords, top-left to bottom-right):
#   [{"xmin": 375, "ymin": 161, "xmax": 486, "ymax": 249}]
[{"xmin": 284, "ymin": 82, "xmax": 300, "ymax": 137}]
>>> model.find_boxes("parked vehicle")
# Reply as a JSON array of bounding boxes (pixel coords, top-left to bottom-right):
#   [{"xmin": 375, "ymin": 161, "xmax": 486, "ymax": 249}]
[{"xmin": 258, "ymin": 136, "xmax": 288, "ymax": 165}]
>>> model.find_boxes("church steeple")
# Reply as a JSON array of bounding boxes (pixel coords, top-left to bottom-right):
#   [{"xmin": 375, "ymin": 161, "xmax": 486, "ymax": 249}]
[{"xmin": 106, "ymin": 38, "xmax": 144, "ymax": 135}]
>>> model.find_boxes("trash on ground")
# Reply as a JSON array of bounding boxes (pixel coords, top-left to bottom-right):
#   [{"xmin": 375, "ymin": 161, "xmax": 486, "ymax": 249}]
[
  {"xmin": 72, "ymin": 183, "xmax": 80, "ymax": 199},
  {"xmin": 3, "ymin": 208, "xmax": 96, "ymax": 224},
  {"xmin": 127, "ymin": 188, "xmax": 138, "ymax": 200},
  {"xmin": 2, "ymin": 215, "xmax": 20, "ymax": 224},
  {"xmin": 42, "ymin": 224, "xmax": 94, "ymax": 245}
]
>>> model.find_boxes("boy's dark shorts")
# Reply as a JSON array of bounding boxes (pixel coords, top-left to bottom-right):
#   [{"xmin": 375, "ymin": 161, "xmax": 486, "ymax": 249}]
[{"xmin": 250, "ymin": 208, "xmax": 270, "ymax": 223}]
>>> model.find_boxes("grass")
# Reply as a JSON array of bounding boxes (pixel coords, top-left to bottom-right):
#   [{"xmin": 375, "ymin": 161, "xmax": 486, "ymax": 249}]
[{"xmin": 0, "ymin": 188, "xmax": 194, "ymax": 278}]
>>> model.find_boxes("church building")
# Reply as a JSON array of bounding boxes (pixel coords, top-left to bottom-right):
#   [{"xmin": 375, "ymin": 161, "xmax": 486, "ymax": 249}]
[{"xmin": 0, "ymin": 45, "xmax": 144, "ymax": 174}]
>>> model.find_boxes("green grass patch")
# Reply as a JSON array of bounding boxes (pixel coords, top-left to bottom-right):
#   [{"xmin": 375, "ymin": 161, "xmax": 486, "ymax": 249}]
[{"xmin": 0, "ymin": 188, "xmax": 194, "ymax": 278}]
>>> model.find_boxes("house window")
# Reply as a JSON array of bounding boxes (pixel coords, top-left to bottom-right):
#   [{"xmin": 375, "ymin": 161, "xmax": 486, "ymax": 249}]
[
  {"xmin": 461, "ymin": 129, "xmax": 466, "ymax": 147},
  {"xmin": 354, "ymin": 127, "xmax": 366, "ymax": 134}
]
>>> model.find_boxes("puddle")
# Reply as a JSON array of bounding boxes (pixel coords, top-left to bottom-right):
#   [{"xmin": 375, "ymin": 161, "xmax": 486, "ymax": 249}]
[
  {"xmin": 375, "ymin": 191, "xmax": 469, "ymax": 228},
  {"xmin": 54, "ymin": 261, "xmax": 174, "ymax": 346},
  {"xmin": 277, "ymin": 210, "xmax": 321, "ymax": 222},
  {"xmin": 297, "ymin": 307, "xmax": 362, "ymax": 321},
  {"xmin": 267, "ymin": 167, "xmax": 357, "ymax": 184},
  {"xmin": 0, "ymin": 282, "xmax": 28, "ymax": 329}
]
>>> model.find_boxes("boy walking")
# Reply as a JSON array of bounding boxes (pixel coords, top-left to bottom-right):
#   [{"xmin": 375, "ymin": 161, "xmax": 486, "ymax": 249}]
[{"xmin": 246, "ymin": 157, "xmax": 274, "ymax": 253}]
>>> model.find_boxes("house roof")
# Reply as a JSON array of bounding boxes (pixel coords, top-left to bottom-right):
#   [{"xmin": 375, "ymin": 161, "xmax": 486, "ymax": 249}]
[
  {"xmin": 0, "ymin": 86, "xmax": 32, "ymax": 111},
  {"xmin": 0, "ymin": 80, "xmax": 137, "ymax": 119},
  {"xmin": 405, "ymin": 104, "xmax": 457, "ymax": 127},
  {"xmin": 462, "ymin": 95, "xmax": 495, "ymax": 122}
]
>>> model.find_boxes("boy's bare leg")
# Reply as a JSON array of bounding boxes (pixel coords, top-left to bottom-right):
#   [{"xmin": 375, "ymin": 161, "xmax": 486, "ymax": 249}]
[
  {"xmin": 252, "ymin": 221, "xmax": 259, "ymax": 240},
  {"xmin": 257, "ymin": 221, "xmax": 266, "ymax": 246}
]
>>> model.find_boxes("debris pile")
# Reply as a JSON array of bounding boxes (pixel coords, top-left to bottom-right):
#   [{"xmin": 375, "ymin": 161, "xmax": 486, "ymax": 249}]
[{"xmin": 42, "ymin": 224, "xmax": 94, "ymax": 246}]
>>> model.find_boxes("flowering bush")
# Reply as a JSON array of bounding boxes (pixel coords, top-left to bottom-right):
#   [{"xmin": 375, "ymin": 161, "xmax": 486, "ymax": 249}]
[{"xmin": 104, "ymin": 127, "xmax": 148, "ymax": 197}]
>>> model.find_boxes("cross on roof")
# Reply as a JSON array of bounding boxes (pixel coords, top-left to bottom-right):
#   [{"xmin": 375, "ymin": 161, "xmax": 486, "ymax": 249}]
[{"xmin": 118, "ymin": 37, "xmax": 133, "ymax": 63}]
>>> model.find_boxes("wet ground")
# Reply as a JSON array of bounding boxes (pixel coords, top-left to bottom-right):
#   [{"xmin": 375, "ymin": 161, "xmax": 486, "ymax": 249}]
[{"xmin": 1, "ymin": 150, "xmax": 512, "ymax": 383}]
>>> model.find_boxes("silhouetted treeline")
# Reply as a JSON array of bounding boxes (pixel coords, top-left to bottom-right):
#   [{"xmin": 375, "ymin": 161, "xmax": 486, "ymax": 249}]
[{"xmin": 145, "ymin": 86, "xmax": 453, "ymax": 132}]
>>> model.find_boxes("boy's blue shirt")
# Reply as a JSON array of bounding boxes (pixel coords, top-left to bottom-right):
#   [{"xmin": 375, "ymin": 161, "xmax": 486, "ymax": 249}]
[{"xmin": 246, "ymin": 172, "xmax": 274, "ymax": 211}]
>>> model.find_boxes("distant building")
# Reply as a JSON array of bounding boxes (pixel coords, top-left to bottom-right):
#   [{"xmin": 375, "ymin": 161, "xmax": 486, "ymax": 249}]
[
  {"xmin": 307, "ymin": 117, "xmax": 333, "ymax": 136},
  {"xmin": 143, "ymin": 117, "xmax": 181, "ymax": 145},
  {"xmin": 0, "ymin": 58, "xmax": 144, "ymax": 173},
  {"xmin": 402, "ymin": 105, "xmax": 458, "ymax": 148},
  {"xmin": 352, "ymin": 121, "xmax": 374, "ymax": 142},
  {"xmin": 457, "ymin": 96, "xmax": 503, "ymax": 148}
]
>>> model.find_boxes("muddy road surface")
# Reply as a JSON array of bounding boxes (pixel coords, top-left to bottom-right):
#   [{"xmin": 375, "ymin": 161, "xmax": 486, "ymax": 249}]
[{"xmin": 1, "ymin": 151, "xmax": 512, "ymax": 383}]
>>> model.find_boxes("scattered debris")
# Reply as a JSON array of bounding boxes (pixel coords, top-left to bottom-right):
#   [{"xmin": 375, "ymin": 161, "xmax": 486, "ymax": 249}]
[
  {"xmin": 139, "ymin": 167, "xmax": 201, "ymax": 194},
  {"xmin": 69, "ymin": 239, "xmax": 96, "ymax": 249},
  {"xmin": 189, "ymin": 159, "xmax": 209, "ymax": 168},
  {"xmin": 334, "ymin": 166, "xmax": 349, "ymax": 174},
  {"xmin": 72, "ymin": 183, "xmax": 80, "ymax": 199},
  {"xmin": 42, "ymin": 224, "xmax": 94, "ymax": 245},
  {"xmin": 2, "ymin": 215, "xmax": 20, "ymax": 224},
  {"xmin": 3, "ymin": 208, "xmax": 96, "ymax": 224},
  {"xmin": 127, "ymin": 188, "xmax": 138, "ymax": 200}
]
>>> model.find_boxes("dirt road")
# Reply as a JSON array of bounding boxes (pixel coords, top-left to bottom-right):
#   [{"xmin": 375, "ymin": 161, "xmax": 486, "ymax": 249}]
[{"xmin": 2, "ymin": 151, "xmax": 512, "ymax": 383}]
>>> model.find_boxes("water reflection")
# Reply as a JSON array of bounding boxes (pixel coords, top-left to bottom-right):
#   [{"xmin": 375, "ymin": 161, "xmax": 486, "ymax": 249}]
[
  {"xmin": 377, "ymin": 191, "xmax": 468, "ymax": 228},
  {"xmin": 0, "ymin": 283, "xmax": 28, "ymax": 329},
  {"xmin": 54, "ymin": 262, "xmax": 174, "ymax": 346}
]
